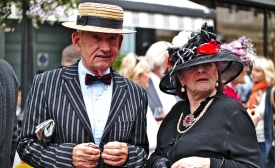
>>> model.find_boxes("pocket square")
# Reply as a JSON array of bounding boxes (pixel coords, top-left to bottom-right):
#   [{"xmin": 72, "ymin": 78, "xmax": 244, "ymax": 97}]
[{"xmin": 35, "ymin": 119, "xmax": 55, "ymax": 143}]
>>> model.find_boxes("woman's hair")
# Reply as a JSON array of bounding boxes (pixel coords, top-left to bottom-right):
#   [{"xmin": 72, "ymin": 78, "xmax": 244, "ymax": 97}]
[
  {"xmin": 119, "ymin": 52, "xmax": 149, "ymax": 83},
  {"xmin": 253, "ymin": 56, "xmax": 275, "ymax": 85},
  {"xmin": 175, "ymin": 63, "xmax": 224, "ymax": 100}
]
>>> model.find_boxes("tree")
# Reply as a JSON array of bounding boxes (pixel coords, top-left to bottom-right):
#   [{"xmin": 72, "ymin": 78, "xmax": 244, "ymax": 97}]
[
  {"xmin": 0, "ymin": 0, "xmax": 79, "ymax": 32},
  {"xmin": 0, "ymin": 0, "xmax": 79, "ymax": 110}
]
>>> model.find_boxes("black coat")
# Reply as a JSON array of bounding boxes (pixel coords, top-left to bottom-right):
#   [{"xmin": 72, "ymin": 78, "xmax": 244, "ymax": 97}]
[
  {"xmin": 0, "ymin": 59, "xmax": 18, "ymax": 168},
  {"xmin": 147, "ymin": 91, "xmax": 262, "ymax": 168}
]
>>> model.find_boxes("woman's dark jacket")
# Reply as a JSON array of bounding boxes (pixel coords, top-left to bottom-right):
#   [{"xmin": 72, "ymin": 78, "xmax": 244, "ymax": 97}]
[
  {"xmin": 147, "ymin": 91, "xmax": 262, "ymax": 168},
  {"xmin": 263, "ymin": 85, "xmax": 275, "ymax": 164}
]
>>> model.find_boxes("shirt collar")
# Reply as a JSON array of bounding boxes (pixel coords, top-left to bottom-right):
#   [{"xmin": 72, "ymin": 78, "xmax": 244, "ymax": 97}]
[{"xmin": 79, "ymin": 59, "xmax": 110, "ymax": 76}]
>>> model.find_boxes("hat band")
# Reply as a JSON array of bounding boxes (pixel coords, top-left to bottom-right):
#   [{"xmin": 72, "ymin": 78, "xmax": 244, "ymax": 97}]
[{"xmin": 76, "ymin": 15, "xmax": 123, "ymax": 29}]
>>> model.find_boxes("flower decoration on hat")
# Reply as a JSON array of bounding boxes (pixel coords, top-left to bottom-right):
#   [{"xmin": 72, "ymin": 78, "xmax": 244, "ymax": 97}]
[
  {"xmin": 167, "ymin": 22, "xmax": 221, "ymax": 75},
  {"xmin": 221, "ymin": 36, "xmax": 257, "ymax": 73},
  {"xmin": 221, "ymin": 36, "xmax": 256, "ymax": 63}
]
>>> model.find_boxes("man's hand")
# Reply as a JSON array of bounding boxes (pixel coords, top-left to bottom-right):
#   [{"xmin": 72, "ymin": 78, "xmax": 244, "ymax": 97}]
[
  {"xmin": 72, "ymin": 143, "xmax": 101, "ymax": 168},
  {"xmin": 101, "ymin": 141, "xmax": 128, "ymax": 166}
]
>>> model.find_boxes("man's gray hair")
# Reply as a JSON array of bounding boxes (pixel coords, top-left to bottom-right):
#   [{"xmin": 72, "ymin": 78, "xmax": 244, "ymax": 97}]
[{"xmin": 145, "ymin": 41, "xmax": 172, "ymax": 71}]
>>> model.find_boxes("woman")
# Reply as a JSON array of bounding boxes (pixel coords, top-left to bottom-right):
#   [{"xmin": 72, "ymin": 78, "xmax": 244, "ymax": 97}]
[
  {"xmin": 119, "ymin": 52, "xmax": 158, "ymax": 156},
  {"xmin": 222, "ymin": 36, "xmax": 261, "ymax": 127},
  {"xmin": 147, "ymin": 22, "xmax": 261, "ymax": 167},
  {"xmin": 246, "ymin": 57, "xmax": 275, "ymax": 168}
]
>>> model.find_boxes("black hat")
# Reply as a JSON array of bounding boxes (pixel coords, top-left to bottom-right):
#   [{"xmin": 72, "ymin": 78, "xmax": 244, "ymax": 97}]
[{"xmin": 159, "ymin": 22, "xmax": 243, "ymax": 95}]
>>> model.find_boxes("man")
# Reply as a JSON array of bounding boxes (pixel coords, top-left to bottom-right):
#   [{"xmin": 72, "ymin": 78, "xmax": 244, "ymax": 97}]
[
  {"xmin": 61, "ymin": 44, "xmax": 81, "ymax": 67},
  {"xmin": 0, "ymin": 59, "xmax": 18, "ymax": 167},
  {"xmin": 145, "ymin": 41, "xmax": 178, "ymax": 120},
  {"xmin": 17, "ymin": 2, "xmax": 149, "ymax": 168}
]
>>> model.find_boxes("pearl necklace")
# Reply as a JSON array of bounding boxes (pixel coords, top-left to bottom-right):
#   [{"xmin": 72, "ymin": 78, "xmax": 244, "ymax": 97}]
[{"xmin": 177, "ymin": 98, "xmax": 214, "ymax": 134}]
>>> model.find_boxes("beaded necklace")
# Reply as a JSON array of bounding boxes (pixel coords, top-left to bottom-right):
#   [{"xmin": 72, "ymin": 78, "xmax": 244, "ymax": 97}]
[{"xmin": 177, "ymin": 98, "xmax": 214, "ymax": 134}]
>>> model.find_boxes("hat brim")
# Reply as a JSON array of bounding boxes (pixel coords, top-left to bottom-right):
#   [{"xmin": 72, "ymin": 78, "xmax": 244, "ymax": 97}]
[
  {"xmin": 159, "ymin": 49, "xmax": 243, "ymax": 95},
  {"xmin": 62, "ymin": 22, "xmax": 136, "ymax": 34}
]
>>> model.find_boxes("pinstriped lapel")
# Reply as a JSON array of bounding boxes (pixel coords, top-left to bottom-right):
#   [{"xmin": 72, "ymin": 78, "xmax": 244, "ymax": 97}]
[
  {"xmin": 62, "ymin": 62, "xmax": 94, "ymax": 140},
  {"xmin": 101, "ymin": 71, "xmax": 128, "ymax": 140}
]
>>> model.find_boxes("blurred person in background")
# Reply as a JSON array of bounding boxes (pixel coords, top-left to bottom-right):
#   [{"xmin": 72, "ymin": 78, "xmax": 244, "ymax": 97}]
[
  {"xmin": 16, "ymin": 86, "xmax": 22, "ymax": 134},
  {"xmin": 238, "ymin": 72, "xmax": 253, "ymax": 104},
  {"xmin": 221, "ymin": 36, "xmax": 260, "ymax": 126},
  {"xmin": 222, "ymin": 36, "xmax": 256, "ymax": 103},
  {"xmin": 14, "ymin": 86, "xmax": 33, "ymax": 168},
  {"xmin": 246, "ymin": 56, "xmax": 275, "ymax": 168},
  {"xmin": 145, "ymin": 41, "xmax": 178, "ymax": 122},
  {"xmin": 0, "ymin": 59, "xmax": 18, "ymax": 168},
  {"xmin": 60, "ymin": 44, "xmax": 81, "ymax": 67},
  {"xmin": 119, "ymin": 52, "xmax": 158, "ymax": 156}
]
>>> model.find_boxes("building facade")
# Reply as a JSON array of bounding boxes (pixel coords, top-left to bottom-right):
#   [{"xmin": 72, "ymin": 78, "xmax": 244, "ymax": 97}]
[{"xmin": 1, "ymin": 0, "xmax": 274, "ymax": 104}]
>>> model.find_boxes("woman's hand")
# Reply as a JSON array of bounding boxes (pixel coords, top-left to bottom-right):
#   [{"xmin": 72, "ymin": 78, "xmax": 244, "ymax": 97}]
[
  {"xmin": 247, "ymin": 108, "xmax": 261, "ymax": 127},
  {"xmin": 171, "ymin": 156, "xmax": 210, "ymax": 168}
]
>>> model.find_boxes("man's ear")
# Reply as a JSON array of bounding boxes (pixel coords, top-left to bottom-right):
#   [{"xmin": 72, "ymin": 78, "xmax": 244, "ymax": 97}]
[
  {"xmin": 118, "ymin": 35, "xmax": 123, "ymax": 50},
  {"xmin": 72, "ymin": 32, "xmax": 81, "ymax": 52}
]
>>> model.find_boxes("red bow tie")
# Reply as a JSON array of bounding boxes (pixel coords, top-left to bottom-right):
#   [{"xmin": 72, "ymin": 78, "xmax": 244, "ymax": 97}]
[{"xmin": 85, "ymin": 73, "xmax": 112, "ymax": 85}]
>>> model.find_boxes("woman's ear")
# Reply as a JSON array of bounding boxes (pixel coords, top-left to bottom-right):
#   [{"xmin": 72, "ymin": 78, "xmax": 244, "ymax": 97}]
[
  {"xmin": 214, "ymin": 64, "xmax": 219, "ymax": 80},
  {"xmin": 177, "ymin": 73, "xmax": 183, "ymax": 80},
  {"xmin": 177, "ymin": 73, "xmax": 185, "ymax": 85}
]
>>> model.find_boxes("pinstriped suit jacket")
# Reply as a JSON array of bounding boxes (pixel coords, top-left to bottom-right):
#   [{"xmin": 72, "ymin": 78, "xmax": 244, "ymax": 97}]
[{"xmin": 17, "ymin": 62, "xmax": 149, "ymax": 168}]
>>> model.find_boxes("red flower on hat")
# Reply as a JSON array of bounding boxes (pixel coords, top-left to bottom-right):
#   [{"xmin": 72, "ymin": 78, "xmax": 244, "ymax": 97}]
[
  {"xmin": 167, "ymin": 58, "xmax": 173, "ymax": 67},
  {"xmin": 196, "ymin": 43, "xmax": 219, "ymax": 54}
]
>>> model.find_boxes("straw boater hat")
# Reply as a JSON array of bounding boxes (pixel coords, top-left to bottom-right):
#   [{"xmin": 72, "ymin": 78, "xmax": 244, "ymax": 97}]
[
  {"xmin": 159, "ymin": 22, "xmax": 243, "ymax": 95},
  {"xmin": 62, "ymin": 2, "xmax": 135, "ymax": 34}
]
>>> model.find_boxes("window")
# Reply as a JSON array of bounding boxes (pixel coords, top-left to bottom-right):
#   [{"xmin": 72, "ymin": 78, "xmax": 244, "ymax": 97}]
[{"xmin": 216, "ymin": 3, "xmax": 266, "ymax": 57}]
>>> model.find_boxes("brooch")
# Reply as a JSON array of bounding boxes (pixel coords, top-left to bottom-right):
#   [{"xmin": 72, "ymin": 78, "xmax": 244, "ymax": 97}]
[{"xmin": 183, "ymin": 114, "xmax": 195, "ymax": 127}]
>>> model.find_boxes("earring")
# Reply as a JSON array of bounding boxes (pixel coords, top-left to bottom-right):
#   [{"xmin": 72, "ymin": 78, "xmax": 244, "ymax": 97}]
[
  {"xmin": 215, "ymin": 81, "xmax": 219, "ymax": 87},
  {"xmin": 181, "ymin": 86, "xmax": 185, "ymax": 92}
]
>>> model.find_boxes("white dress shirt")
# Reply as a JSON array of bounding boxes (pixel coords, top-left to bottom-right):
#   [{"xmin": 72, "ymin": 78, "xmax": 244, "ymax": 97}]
[
  {"xmin": 146, "ymin": 106, "xmax": 158, "ymax": 157},
  {"xmin": 78, "ymin": 60, "xmax": 113, "ymax": 145},
  {"xmin": 255, "ymin": 92, "xmax": 266, "ymax": 142}
]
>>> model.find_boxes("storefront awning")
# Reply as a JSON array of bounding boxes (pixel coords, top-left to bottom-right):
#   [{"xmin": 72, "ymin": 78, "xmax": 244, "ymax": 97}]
[
  {"xmin": 82, "ymin": 0, "xmax": 215, "ymax": 31},
  {"xmin": 8, "ymin": 0, "xmax": 215, "ymax": 32},
  {"xmin": 123, "ymin": 10, "xmax": 213, "ymax": 31}
]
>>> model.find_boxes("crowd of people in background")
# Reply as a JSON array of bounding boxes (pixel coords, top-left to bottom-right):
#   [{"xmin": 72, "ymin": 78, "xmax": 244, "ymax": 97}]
[{"xmin": 2, "ymin": 1, "xmax": 275, "ymax": 168}]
